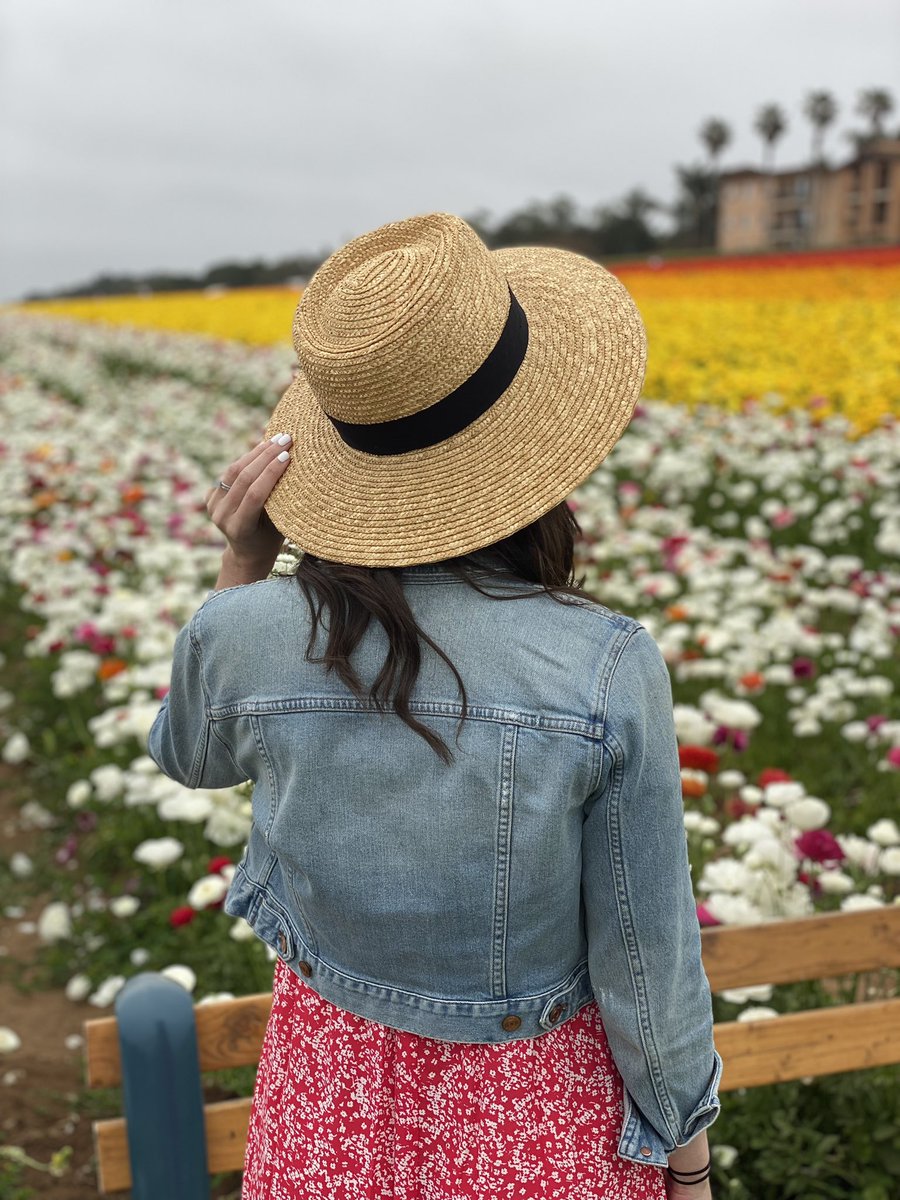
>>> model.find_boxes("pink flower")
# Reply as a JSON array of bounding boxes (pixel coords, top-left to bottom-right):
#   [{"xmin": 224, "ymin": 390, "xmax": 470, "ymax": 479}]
[
  {"xmin": 795, "ymin": 829, "xmax": 845, "ymax": 865},
  {"xmin": 771, "ymin": 509, "xmax": 797, "ymax": 529},
  {"xmin": 867, "ymin": 714, "xmax": 888, "ymax": 732},
  {"xmin": 886, "ymin": 747, "xmax": 900, "ymax": 770},
  {"xmin": 696, "ymin": 903, "xmax": 721, "ymax": 927}
]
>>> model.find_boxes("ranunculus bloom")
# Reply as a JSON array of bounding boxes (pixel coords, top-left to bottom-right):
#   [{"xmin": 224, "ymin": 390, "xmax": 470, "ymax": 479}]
[
  {"xmin": 791, "ymin": 657, "xmax": 817, "ymax": 679},
  {"xmin": 679, "ymin": 746, "xmax": 720, "ymax": 773},
  {"xmin": 757, "ymin": 768, "xmax": 792, "ymax": 788},
  {"xmin": 169, "ymin": 906, "xmax": 196, "ymax": 928},
  {"xmin": 207, "ymin": 855, "xmax": 234, "ymax": 875},
  {"xmin": 696, "ymin": 903, "xmax": 721, "ymax": 927},
  {"xmin": 795, "ymin": 829, "xmax": 845, "ymax": 865},
  {"xmin": 886, "ymin": 747, "xmax": 900, "ymax": 769}
]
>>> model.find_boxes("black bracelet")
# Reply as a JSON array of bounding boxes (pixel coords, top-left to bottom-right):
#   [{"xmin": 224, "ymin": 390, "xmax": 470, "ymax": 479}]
[{"xmin": 666, "ymin": 1158, "xmax": 712, "ymax": 1185}]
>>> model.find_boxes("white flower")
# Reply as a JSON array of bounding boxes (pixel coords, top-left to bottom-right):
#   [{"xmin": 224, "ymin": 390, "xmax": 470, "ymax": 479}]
[
  {"xmin": 736, "ymin": 1006, "xmax": 779, "ymax": 1022},
  {"xmin": 89, "ymin": 975, "xmax": 127, "ymax": 1007},
  {"xmin": 109, "ymin": 895, "xmax": 141, "ymax": 918},
  {"xmin": 699, "ymin": 859, "xmax": 753, "ymax": 894},
  {"xmin": 89, "ymin": 764, "xmax": 125, "ymax": 803},
  {"xmin": 673, "ymin": 704, "xmax": 717, "ymax": 746},
  {"xmin": 840, "ymin": 894, "xmax": 885, "ymax": 913},
  {"xmin": 37, "ymin": 901, "xmax": 72, "ymax": 943},
  {"xmin": 187, "ymin": 874, "xmax": 229, "ymax": 910},
  {"xmin": 66, "ymin": 780, "xmax": 93, "ymax": 808},
  {"xmin": 680, "ymin": 768, "xmax": 709, "ymax": 791},
  {"xmin": 64, "ymin": 1033, "xmax": 85, "ymax": 1051},
  {"xmin": 722, "ymin": 817, "xmax": 774, "ymax": 848},
  {"xmin": 841, "ymin": 721, "xmax": 870, "ymax": 743},
  {"xmin": 158, "ymin": 793, "xmax": 214, "ymax": 823},
  {"xmin": 717, "ymin": 770, "xmax": 746, "ymax": 789},
  {"xmin": 699, "ymin": 690, "xmax": 762, "ymax": 731},
  {"xmin": 745, "ymin": 838, "xmax": 799, "ymax": 881},
  {"xmin": 879, "ymin": 847, "xmax": 900, "ymax": 876},
  {"xmin": 836, "ymin": 834, "xmax": 881, "ymax": 874},
  {"xmin": 704, "ymin": 893, "xmax": 764, "ymax": 925},
  {"xmin": 817, "ymin": 870, "xmax": 855, "ymax": 895},
  {"xmin": 0, "ymin": 1027, "xmax": 22, "ymax": 1053},
  {"xmin": 130, "ymin": 947, "xmax": 151, "ymax": 966},
  {"xmin": 717, "ymin": 983, "xmax": 774, "ymax": 1005},
  {"xmin": 65, "ymin": 973, "xmax": 92, "ymax": 1002},
  {"xmin": 738, "ymin": 785, "xmax": 763, "ymax": 806},
  {"xmin": 763, "ymin": 781, "xmax": 806, "ymax": 808},
  {"xmin": 133, "ymin": 836, "xmax": 184, "ymax": 868},
  {"xmin": 229, "ymin": 918, "xmax": 256, "ymax": 942},
  {"xmin": 1, "ymin": 732, "xmax": 30, "ymax": 765},
  {"xmin": 10, "ymin": 853, "xmax": 33, "ymax": 878},
  {"xmin": 712, "ymin": 1144, "xmax": 739, "ymax": 1170},
  {"xmin": 784, "ymin": 797, "xmax": 831, "ymax": 831},
  {"xmin": 196, "ymin": 992, "xmax": 237, "ymax": 1006},
  {"xmin": 867, "ymin": 819, "xmax": 900, "ymax": 847},
  {"xmin": 161, "ymin": 964, "xmax": 196, "ymax": 993}
]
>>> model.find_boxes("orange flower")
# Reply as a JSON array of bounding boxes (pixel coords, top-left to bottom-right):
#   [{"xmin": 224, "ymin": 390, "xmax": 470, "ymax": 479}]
[
  {"xmin": 97, "ymin": 658, "xmax": 128, "ymax": 681},
  {"xmin": 739, "ymin": 672, "xmax": 766, "ymax": 692},
  {"xmin": 56, "ymin": 549, "xmax": 74, "ymax": 562},
  {"xmin": 121, "ymin": 485, "xmax": 145, "ymax": 505},
  {"xmin": 32, "ymin": 489, "xmax": 59, "ymax": 509},
  {"xmin": 681, "ymin": 777, "xmax": 707, "ymax": 798},
  {"xmin": 666, "ymin": 604, "xmax": 689, "ymax": 621}
]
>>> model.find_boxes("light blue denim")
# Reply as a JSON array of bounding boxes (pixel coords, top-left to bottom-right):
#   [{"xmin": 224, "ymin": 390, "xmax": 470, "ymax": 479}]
[{"xmin": 147, "ymin": 555, "xmax": 722, "ymax": 1167}]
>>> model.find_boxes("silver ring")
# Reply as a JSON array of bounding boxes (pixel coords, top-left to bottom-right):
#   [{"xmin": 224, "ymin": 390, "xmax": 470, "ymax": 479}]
[{"xmin": 217, "ymin": 480, "xmax": 231, "ymax": 492}]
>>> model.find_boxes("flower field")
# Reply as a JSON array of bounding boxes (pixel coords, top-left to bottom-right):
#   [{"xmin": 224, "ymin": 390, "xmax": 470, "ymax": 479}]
[
  {"xmin": 20, "ymin": 245, "xmax": 900, "ymax": 434},
  {"xmin": 0, "ymin": 275, "xmax": 898, "ymax": 1194}
]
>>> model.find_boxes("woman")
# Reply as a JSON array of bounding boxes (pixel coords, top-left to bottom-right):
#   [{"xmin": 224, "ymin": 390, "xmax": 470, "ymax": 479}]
[{"xmin": 148, "ymin": 212, "xmax": 722, "ymax": 1200}]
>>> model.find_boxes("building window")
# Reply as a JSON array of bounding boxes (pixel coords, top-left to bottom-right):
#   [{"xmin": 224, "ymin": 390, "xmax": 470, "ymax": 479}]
[
  {"xmin": 876, "ymin": 161, "xmax": 890, "ymax": 189},
  {"xmin": 873, "ymin": 199, "xmax": 889, "ymax": 223},
  {"xmin": 795, "ymin": 177, "xmax": 811, "ymax": 197}
]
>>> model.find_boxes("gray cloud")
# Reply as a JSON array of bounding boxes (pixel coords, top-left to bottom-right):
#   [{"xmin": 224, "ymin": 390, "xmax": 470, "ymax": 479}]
[{"xmin": 2, "ymin": 0, "xmax": 898, "ymax": 299}]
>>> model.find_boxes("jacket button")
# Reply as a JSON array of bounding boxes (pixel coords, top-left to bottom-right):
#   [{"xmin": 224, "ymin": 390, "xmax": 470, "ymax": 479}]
[
  {"xmin": 548, "ymin": 1004, "xmax": 566, "ymax": 1023},
  {"xmin": 277, "ymin": 933, "xmax": 287, "ymax": 955},
  {"xmin": 639, "ymin": 1147, "xmax": 652, "ymax": 1157},
  {"xmin": 298, "ymin": 960, "xmax": 313, "ymax": 977},
  {"xmin": 501, "ymin": 1015, "xmax": 521, "ymax": 1031}
]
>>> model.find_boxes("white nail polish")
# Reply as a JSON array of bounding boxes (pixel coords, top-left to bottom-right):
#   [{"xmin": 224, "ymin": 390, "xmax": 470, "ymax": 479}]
[
  {"xmin": 277, "ymin": 450, "xmax": 290, "ymax": 462},
  {"xmin": 276, "ymin": 433, "xmax": 292, "ymax": 445}
]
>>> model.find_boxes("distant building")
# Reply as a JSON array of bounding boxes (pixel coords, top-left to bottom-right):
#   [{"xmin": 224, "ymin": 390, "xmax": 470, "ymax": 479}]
[{"xmin": 716, "ymin": 136, "xmax": 900, "ymax": 252}]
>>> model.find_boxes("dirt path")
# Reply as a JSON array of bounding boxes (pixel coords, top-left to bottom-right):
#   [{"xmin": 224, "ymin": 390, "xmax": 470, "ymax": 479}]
[{"xmin": 1, "ymin": 765, "xmax": 104, "ymax": 1197}]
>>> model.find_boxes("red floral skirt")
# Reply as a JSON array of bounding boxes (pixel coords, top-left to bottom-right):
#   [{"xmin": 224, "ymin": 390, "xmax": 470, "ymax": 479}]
[{"xmin": 241, "ymin": 956, "xmax": 666, "ymax": 1199}]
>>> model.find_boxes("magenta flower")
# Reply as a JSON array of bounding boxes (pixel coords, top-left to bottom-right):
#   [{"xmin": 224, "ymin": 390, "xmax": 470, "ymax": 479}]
[
  {"xmin": 795, "ymin": 829, "xmax": 845, "ymax": 865},
  {"xmin": 791, "ymin": 657, "xmax": 817, "ymax": 680},
  {"xmin": 696, "ymin": 903, "xmax": 721, "ymax": 927},
  {"xmin": 886, "ymin": 747, "xmax": 900, "ymax": 770}
]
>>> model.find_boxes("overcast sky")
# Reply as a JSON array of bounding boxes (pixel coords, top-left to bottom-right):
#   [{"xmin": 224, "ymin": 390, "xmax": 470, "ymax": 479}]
[{"xmin": 2, "ymin": 0, "xmax": 898, "ymax": 300}]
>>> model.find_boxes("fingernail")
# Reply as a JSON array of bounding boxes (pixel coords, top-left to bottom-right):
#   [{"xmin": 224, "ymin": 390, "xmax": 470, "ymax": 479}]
[
  {"xmin": 275, "ymin": 433, "xmax": 292, "ymax": 446},
  {"xmin": 269, "ymin": 432, "xmax": 285, "ymax": 441},
  {"xmin": 277, "ymin": 450, "xmax": 290, "ymax": 462}
]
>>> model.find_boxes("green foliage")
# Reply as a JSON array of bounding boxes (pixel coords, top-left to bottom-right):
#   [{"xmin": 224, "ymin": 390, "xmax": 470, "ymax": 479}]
[{"xmin": 710, "ymin": 1067, "xmax": 900, "ymax": 1198}]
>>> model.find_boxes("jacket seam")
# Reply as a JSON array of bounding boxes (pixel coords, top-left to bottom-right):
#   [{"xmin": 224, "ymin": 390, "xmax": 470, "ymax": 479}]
[
  {"xmin": 186, "ymin": 619, "xmax": 216, "ymax": 787},
  {"xmin": 604, "ymin": 716, "xmax": 680, "ymax": 1145},
  {"xmin": 491, "ymin": 724, "xmax": 517, "ymax": 998},
  {"xmin": 587, "ymin": 624, "xmax": 640, "ymax": 797},
  {"xmin": 249, "ymin": 715, "xmax": 279, "ymax": 843},
  {"xmin": 209, "ymin": 698, "xmax": 600, "ymax": 737}
]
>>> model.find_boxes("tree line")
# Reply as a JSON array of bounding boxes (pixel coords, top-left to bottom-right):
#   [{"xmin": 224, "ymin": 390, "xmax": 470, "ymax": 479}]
[{"xmin": 25, "ymin": 87, "xmax": 895, "ymax": 300}]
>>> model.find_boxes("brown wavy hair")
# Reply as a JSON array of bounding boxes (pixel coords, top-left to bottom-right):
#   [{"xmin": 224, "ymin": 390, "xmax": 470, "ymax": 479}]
[{"xmin": 294, "ymin": 501, "xmax": 598, "ymax": 764}]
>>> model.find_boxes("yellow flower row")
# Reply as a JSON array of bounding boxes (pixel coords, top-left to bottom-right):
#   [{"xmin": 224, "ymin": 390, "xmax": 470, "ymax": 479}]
[{"xmin": 19, "ymin": 263, "xmax": 900, "ymax": 434}]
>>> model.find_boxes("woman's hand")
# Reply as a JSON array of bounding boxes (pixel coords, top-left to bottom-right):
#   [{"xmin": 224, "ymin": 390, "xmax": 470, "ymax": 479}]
[
  {"xmin": 665, "ymin": 1179, "xmax": 713, "ymax": 1200},
  {"xmin": 206, "ymin": 434, "xmax": 292, "ymax": 588}
]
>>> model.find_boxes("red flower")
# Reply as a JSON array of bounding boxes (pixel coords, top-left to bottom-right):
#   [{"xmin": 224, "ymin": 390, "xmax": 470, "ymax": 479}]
[
  {"xmin": 679, "ymin": 746, "xmax": 720, "ymax": 773},
  {"xmin": 207, "ymin": 855, "xmax": 234, "ymax": 875},
  {"xmin": 792, "ymin": 657, "xmax": 817, "ymax": 679},
  {"xmin": 169, "ymin": 906, "xmax": 196, "ymax": 928},
  {"xmin": 798, "ymin": 870, "xmax": 822, "ymax": 896},
  {"xmin": 795, "ymin": 829, "xmax": 845, "ymax": 865},
  {"xmin": 757, "ymin": 767, "xmax": 792, "ymax": 788}
]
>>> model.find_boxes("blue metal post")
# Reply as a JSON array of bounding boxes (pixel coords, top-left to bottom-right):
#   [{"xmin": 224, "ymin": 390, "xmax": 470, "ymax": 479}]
[{"xmin": 114, "ymin": 972, "xmax": 211, "ymax": 1200}]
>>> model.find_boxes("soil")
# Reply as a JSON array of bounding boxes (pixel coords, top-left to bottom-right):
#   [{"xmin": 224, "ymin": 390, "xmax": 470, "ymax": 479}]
[{"xmin": 1, "ymin": 764, "xmax": 104, "ymax": 1197}]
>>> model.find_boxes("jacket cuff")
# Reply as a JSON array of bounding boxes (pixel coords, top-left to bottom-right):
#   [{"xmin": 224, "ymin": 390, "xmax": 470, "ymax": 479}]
[{"xmin": 616, "ymin": 1050, "xmax": 723, "ymax": 1168}]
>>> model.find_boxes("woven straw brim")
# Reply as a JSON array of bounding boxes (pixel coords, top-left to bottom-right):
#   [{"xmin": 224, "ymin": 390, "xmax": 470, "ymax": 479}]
[{"xmin": 263, "ymin": 245, "xmax": 647, "ymax": 566}]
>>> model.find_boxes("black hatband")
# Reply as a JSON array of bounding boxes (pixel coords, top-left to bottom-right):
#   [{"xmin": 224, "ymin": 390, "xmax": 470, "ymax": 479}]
[{"xmin": 327, "ymin": 286, "xmax": 528, "ymax": 456}]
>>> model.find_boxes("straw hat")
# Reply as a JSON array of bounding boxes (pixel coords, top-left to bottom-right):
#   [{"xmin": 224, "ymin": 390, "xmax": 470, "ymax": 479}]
[{"xmin": 264, "ymin": 212, "xmax": 647, "ymax": 566}]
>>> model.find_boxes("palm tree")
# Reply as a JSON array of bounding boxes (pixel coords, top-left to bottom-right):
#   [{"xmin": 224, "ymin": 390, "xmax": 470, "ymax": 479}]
[
  {"xmin": 699, "ymin": 118, "xmax": 732, "ymax": 172},
  {"xmin": 754, "ymin": 104, "xmax": 788, "ymax": 172},
  {"xmin": 857, "ymin": 88, "xmax": 895, "ymax": 138},
  {"xmin": 803, "ymin": 91, "xmax": 838, "ymax": 165}
]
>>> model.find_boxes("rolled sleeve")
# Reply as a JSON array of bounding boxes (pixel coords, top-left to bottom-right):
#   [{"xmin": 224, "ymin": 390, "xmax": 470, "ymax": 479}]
[
  {"xmin": 582, "ymin": 625, "xmax": 721, "ymax": 1166},
  {"xmin": 147, "ymin": 614, "xmax": 247, "ymax": 789}
]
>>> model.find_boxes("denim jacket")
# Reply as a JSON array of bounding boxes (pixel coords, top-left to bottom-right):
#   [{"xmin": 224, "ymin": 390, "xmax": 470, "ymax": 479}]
[{"xmin": 147, "ymin": 556, "xmax": 722, "ymax": 1167}]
